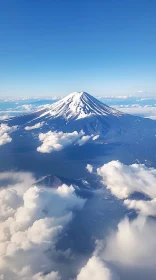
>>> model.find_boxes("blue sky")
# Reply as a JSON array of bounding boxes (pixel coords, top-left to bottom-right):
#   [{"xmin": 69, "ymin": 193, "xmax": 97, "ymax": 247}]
[{"xmin": 0, "ymin": 0, "xmax": 156, "ymax": 97}]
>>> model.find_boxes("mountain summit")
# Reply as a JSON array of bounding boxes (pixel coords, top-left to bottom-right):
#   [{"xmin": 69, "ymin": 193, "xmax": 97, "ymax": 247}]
[{"xmin": 40, "ymin": 91, "xmax": 124, "ymax": 120}]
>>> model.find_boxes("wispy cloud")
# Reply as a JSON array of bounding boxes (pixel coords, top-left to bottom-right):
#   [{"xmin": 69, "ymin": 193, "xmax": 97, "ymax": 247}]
[{"xmin": 25, "ymin": 122, "xmax": 44, "ymax": 131}]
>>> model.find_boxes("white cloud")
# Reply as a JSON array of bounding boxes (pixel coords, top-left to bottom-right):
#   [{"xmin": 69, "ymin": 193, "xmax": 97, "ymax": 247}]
[
  {"xmin": 145, "ymin": 115, "xmax": 156, "ymax": 120},
  {"xmin": 92, "ymin": 135, "xmax": 99, "ymax": 140},
  {"xmin": 77, "ymin": 160, "xmax": 156, "ymax": 280},
  {"xmin": 0, "ymin": 172, "xmax": 85, "ymax": 279},
  {"xmin": 77, "ymin": 256, "xmax": 117, "ymax": 280},
  {"xmin": 78, "ymin": 215, "xmax": 156, "ymax": 280},
  {"xmin": 25, "ymin": 122, "xmax": 44, "ymax": 131},
  {"xmin": 113, "ymin": 105, "xmax": 156, "ymax": 119},
  {"xmin": 124, "ymin": 198, "xmax": 156, "ymax": 216},
  {"xmin": 86, "ymin": 164, "xmax": 93, "ymax": 173},
  {"xmin": 77, "ymin": 214, "xmax": 156, "ymax": 280},
  {"xmin": 0, "ymin": 115, "xmax": 9, "ymax": 121},
  {"xmin": 77, "ymin": 135, "xmax": 91, "ymax": 146},
  {"xmin": 33, "ymin": 271, "xmax": 61, "ymax": 280},
  {"xmin": 17, "ymin": 104, "xmax": 34, "ymax": 111},
  {"xmin": 37, "ymin": 130, "xmax": 84, "ymax": 153},
  {"xmin": 103, "ymin": 215, "xmax": 156, "ymax": 268},
  {"xmin": 97, "ymin": 161, "xmax": 156, "ymax": 199},
  {"xmin": 0, "ymin": 124, "xmax": 18, "ymax": 146}
]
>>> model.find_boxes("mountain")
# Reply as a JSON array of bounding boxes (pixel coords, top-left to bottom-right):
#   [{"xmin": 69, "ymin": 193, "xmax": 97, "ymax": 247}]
[
  {"xmin": 6, "ymin": 91, "xmax": 156, "ymax": 141},
  {"xmin": 37, "ymin": 91, "xmax": 124, "ymax": 120}
]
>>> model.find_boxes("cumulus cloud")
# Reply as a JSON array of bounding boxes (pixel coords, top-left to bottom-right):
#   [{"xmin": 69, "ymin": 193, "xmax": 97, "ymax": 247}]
[
  {"xmin": 77, "ymin": 256, "xmax": 117, "ymax": 280},
  {"xmin": 78, "ymin": 215, "xmax": 156, "ymax": 280},
  {"xmin": 37, "ymin": 130, "xmax": 84, "ymax": 153},
  {"xmin": 103, "ymin": 215, "xmax": 156, "ymax": 268},
  {"xmin": 0, "ymin": 172, "xmax": 85, "ymax": 279},
  {"xmin": 97, "ymin": 161, "xmax": 156, "ymax": 199},
  {"xmin": 77, "ymin": 160, "xmax": 156, "ymax": 280},
  {"xmin": 25, "ymin": 122, "xmax": 44, "ymax": 131},
  {"xmin": 86, "ymin": 164, "xmax": 93, "ymax": 173},
  {"xmin": 124, "ymin": 198, "xmax": 156, "ymax": 216},
  {"xmin": 0, "ymin": 123, "xmax": 18, "ymax": 146}
]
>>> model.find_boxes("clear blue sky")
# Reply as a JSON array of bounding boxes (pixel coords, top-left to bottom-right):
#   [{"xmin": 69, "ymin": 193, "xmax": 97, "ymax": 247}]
[{"xmin": 0, "ymin": 0, "xmax": 156, "ymax": 97}]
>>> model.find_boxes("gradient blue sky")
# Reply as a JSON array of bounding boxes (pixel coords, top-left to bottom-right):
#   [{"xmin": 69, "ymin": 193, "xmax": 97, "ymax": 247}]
[{"xmin": 0, "ymin": 0, "xmax": 156, "ymax": 97}]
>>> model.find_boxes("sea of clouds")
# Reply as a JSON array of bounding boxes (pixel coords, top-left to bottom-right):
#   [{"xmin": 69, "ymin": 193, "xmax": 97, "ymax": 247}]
[{"xmin": 0, "ymin": 161, "xmax": 156, "ymax": 279}]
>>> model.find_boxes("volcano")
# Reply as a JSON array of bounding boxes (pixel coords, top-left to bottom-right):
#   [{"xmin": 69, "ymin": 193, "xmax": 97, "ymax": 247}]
[
  {"xmin": 5, "ymin": 91, "xmax": 156, "ymax": 142},
  {"xmin": 37, "ymin": 91, "xmax": 124, "ymax": 120}
]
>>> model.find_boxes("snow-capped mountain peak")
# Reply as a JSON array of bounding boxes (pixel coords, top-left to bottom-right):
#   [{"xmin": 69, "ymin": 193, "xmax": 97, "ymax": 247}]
[
  {"xmin": 5, "ymin": 91, "xmax": 156, "ymax": 144},
  {"xmin": 40, "ymin": 91, "xmax": 124, "ymax": 120}
]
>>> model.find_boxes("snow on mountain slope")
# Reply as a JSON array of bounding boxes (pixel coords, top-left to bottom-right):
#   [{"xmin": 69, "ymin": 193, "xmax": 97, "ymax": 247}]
[{"xmin": 39, "ymin": 91, "xmax": 124, "ymax": 120}]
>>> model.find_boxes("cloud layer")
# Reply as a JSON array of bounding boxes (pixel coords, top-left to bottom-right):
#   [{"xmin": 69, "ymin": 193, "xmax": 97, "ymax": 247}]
[
  {"xmin": 113, "ymin": 105, "xmax": 156, "ymax": 119},
  {"xmin": 0, "ymin": 172, "xmax": 85, "ymax": 279},
  {"xmin": 1, "ymin": 160, "xmax": 156, "ymax": 279},
  {"xmin": 0, "ymin": 123, "xmax": 17, "ymax": 146}
]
